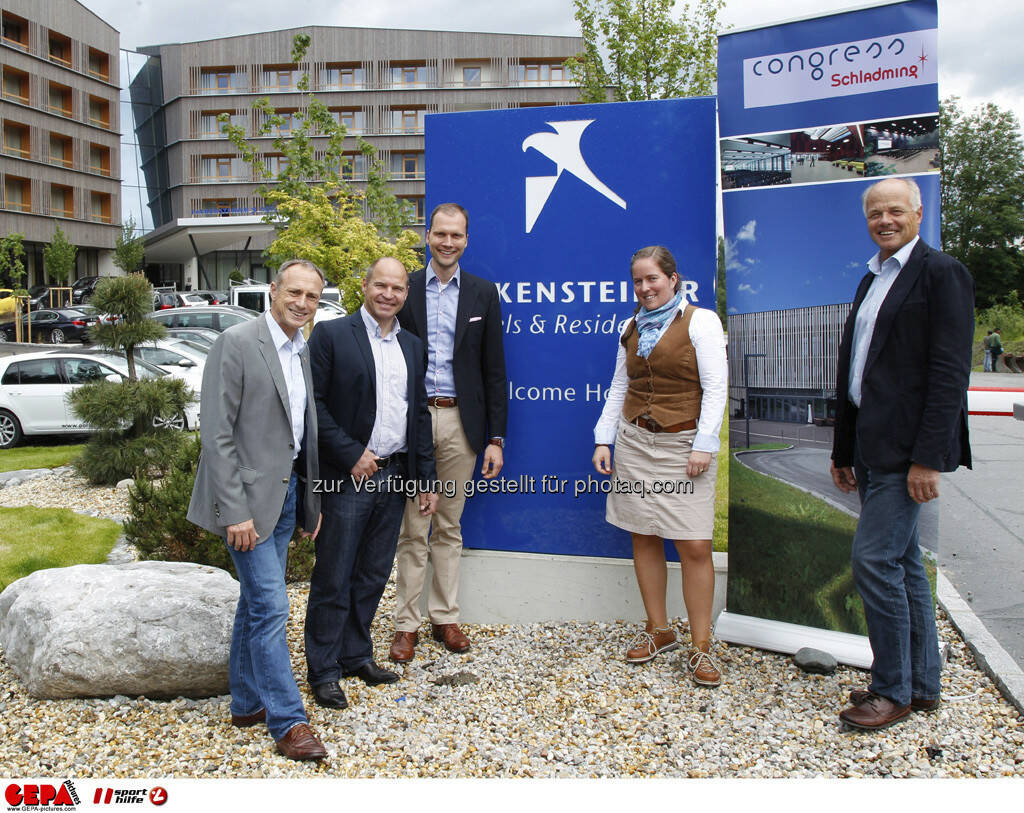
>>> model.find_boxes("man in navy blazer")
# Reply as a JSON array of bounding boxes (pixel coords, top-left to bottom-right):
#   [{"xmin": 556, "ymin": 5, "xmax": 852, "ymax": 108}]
[
  {"xmin": 389, "ymin": 203, "xmax": 509, "ymax": 663},
  {"xmin": 831, "ymin": 177, "xmax": 973, "ymax": 731},
  {"xmin": 304, "ymin": 257, "xmax": 438, "ymax": 710}
]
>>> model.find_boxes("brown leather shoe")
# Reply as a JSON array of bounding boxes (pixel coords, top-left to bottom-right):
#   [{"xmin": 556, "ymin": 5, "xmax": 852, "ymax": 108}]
[
  {"xmin": 839, "ymin": 692, "xmax": 911, "ymax": 731},
  {"xmin": 431, "ymin": 623, "xmax": 471, "ymax": 653},
  {"xmin": 275, "ymin": 723, "xmax": 327, "ymax": 761},
  {"xmin": 625, "ymin": 625, "xmax": 678, "ymax": 663},
  {"xmin": 230, "ymin": 708, "xmax": 266, "ymax": 727},
  {"xmin": 390, "ymin": 631, "xmax": 417, "ymax": 663},
  {"xmin": 848, "ymin": 689, "xmax": 940, "ymax": 712},
  {"xmin": 687, "ymin": 643, "xmax": 722, "ymax": 687}
]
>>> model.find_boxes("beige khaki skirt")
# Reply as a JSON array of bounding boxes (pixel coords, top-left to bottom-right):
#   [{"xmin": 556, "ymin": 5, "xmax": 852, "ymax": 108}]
[{"xmin": 605, "ymin": 416, "xmax": 718, "ymax": 540}]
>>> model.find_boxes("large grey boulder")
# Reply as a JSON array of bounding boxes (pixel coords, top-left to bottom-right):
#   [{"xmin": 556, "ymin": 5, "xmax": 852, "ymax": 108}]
[{"xmin": 0, "ymin": 562, "xmax": 238, "ymax": 699}]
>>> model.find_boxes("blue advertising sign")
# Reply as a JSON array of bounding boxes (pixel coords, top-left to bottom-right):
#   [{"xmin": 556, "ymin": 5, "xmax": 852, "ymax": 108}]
[
  {"xmin": 718, "ymin": 0, "xmax": 941, "ymax": 643},
  {"xmin": 425, "ymin": 98, "xmax": 717, "ymax": 558}
]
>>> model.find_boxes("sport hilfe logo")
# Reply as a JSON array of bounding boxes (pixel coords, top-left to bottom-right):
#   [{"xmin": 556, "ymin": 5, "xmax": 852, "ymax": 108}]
[
  {"xmin": 741, "ymin": 27, "xmax": 937, "ymax": 109},
  {"xmin": 521, "ymin": 120, "xmax": 626, "ymax": 233}
]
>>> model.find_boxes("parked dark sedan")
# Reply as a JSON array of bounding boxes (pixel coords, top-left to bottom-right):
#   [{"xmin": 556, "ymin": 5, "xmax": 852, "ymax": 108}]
[{"xmin": 0, "ymin": 308, "xmax": 98, "ymax": 344}]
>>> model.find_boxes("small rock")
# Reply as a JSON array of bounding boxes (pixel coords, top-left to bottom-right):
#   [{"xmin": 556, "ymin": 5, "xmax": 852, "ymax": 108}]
[{"xmin": 792, "ymin": 647, "xmax": 837, "ymax": 675}]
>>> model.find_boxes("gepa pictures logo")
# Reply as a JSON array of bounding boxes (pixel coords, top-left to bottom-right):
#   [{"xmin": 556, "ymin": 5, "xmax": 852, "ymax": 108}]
[
  {"xmin": 5, "ymin": 781, "xmax": 79, "ymax": 810},
  {"xmin": 742, "ymin": 27, "xmax": 937, "ymax": 109}
]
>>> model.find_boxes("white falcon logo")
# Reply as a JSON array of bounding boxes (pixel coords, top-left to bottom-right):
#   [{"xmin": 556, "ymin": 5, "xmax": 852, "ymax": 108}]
[{"xmin": 521, "ymin": 119, "xmax": 626, "ymax": 233}]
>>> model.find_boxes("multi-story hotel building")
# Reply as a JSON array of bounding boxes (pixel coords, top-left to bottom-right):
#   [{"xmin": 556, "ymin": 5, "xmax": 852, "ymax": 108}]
[
  {"xmin": 1, "ymin": 0, "xmax": 121, "ymax": 286},
  {"xmin": 129, "ymin": 26, "xmax": 583, "ymax": 289}
]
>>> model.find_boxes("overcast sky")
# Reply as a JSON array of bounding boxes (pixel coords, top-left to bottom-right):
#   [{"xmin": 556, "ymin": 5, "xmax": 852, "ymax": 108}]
[{"xmin": 80, "ymin": 0, "xmax": 1023, "ymax": 124}]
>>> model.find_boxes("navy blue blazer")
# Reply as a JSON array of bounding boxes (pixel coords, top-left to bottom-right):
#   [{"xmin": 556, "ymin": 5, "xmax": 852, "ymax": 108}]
[
  {"xmin": 398, "ymin": 268, "xmax": 508, "ymax": 453},
  {"xmin": 832, "ymin": 239, "xmax": 974, "ymax": 473},
  {"xmin": 308, "ymin": 311, "xmax": 437, "ymax": 488}
]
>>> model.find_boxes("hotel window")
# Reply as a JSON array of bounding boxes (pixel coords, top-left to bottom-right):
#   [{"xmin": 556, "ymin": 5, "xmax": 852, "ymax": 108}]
[
  {"xmin": 462, "ymin": 66, "xmax": 482, "ymax": 87},
  {"xmin": 199, "ymin": 67, "xmax": 246, "ymax": 94},
  {"xmin": 331, "ymin": 109, "xmax": 365, "ymax": 135},
  {"xmin": 49, "ymin": 133, "xmax": 73, "ymax": 167},
  {"xmin": 50, "ymin": 184, "xmax": 73, "ymax": 218},
  {"xmin": 89, "ymin": 143, "xmax": 111, "ymax": 176},
  {"xmin": 390, "ymin": 152, "xmax": 423, "ymax": 179},
  {"xmin": 264, "ymin": 154, "xmax": 289, "ymax": 176},
  {"xmin": 200, "ymin": 111, "xmax": 245, "ymax": 138},
  {"xmin": 322, "ymin": 64, "xmax": 365, "ymax": 90},
  {"xmin": 88, "ymin": 96, "xmax": 111, "ymax": 129},
  {"xmin": 512, "ymin": 63, "xmax": 567, "ymax": 85},
  {"xmin": 262, "ymin": 66, "xmax": 299, "ymax": 92},
  {"xmin": 89, "ymin": 191, "xmax": 111, "ymax": 223},
  {"xmin": 5, "ymin": 176, "xmax": 31, "ymax": 213},
  {"xmin": 2, "ymin": 66, "xmax": 30, "ymax": 104},
  {"xmin": 391, "ymin": 108, "xmax": 425, "ymax": 133},
  {"xmin": 88, "ymin": 48, "xmax": 110, "ymax": 81},
  {"xmin": 2, "ymin": 122, "xmax": 30, "ymax": 159},
  {"xmin": 48, "ymin": 31, "xmax": 72, "ymax": 67},
  {"xmin": 2, "ymin": 12, "xmax": 29, "ymax": 50},
  {"xmin": 391, "ymin": 65, "xmax": 434, "ymax": 87},
  {"xmin": 48, "ymin": 83, "xmax": 73, "ymax": 118},
  {"xmin": 340, "ymin": 153, "xmax": 367, "ymax": 180},
  {"xmin": 398, "ymin": 196, "xmax": 425, "ymax": 225}
]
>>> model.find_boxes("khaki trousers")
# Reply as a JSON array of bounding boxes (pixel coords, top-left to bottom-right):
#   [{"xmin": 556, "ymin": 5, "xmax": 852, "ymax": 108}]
[{"xmin": 394, "ymin": 404, "xmax": 477, "ymax": 631}]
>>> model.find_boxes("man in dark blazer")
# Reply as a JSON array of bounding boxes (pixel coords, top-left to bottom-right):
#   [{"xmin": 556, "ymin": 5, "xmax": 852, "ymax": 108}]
[
  {"xmin": 188, "ymin": 259, "xmax": 327, "ymax": 761},
  {"xmin": 304, "ymin": 257, "xmax": 438, "ymax": 710},
  {"xmin": 831, "ymin": 177, "xmax": 973, "ymax": 731},
  {"xmin": 389, "ymin": 203, "xmax": 509, "ymax": 664}
]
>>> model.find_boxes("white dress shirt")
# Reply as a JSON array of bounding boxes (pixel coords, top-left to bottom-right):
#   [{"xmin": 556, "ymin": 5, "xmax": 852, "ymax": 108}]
[
  {"xmin": 264, "ymin": 310, "xmax": 306, "ymax": 460},
  {"xmin": 360, "ymin": 305, "xmax": 408, "ymax": 457},
  {"xmin": 848, "ymin": 235, "xmax": 919, "ymax": 407},
  {"xmin": 593, "ymin": 305, "xmax": 728, "ymax": 453}
]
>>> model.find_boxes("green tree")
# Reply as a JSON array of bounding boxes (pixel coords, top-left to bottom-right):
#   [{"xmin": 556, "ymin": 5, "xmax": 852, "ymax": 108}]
[
  {"xmin": 0, "ymin": 233, "xmax": 27, "ymax": 292},
  {"xmin": 220, "ymin": 34, "xmax": 419, "ymax": 303},
  {"xmin": 42, "ymin": 222, "xmax": 77, "ymax": 285},
  {"xmin": 114, "ymin": 215, "xmax": 146, "ymax": 274},
  {"xmin": 940, "ymin": 96, "xmax": 1024, "ymax": 307},
  {"xmin": 566, "ymin": 0, "xmax": 725, "ymax": 102},
  {"xmin": 68, "ymin": 275, "xmax": 193, "ymax": 484}
]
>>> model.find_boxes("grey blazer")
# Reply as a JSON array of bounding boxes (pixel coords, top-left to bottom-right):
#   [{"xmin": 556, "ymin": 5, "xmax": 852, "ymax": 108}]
[{"xmin": 187, "ymin": 314, "xmax": 320, "ymax": 541}]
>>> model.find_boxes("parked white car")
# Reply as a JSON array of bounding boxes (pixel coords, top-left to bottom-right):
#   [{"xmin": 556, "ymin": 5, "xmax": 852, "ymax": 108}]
[{"xmin": 0, "ymin": 350, "xmax": 199, "ymax": 448}]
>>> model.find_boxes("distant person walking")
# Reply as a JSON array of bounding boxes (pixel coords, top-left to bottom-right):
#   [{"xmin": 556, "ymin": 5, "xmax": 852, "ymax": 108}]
[
  {"xmin": 991, "ymin": 328, "xmax": 1004, "ymax": 372},
  {"xmin": 983, "ymin": 331, "xmax": 993, "ymax": 371}
]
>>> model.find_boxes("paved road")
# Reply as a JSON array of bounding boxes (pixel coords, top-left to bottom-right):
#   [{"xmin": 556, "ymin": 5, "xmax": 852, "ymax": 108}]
[{"xmin": 731, "ymin": 412, "xmax": 1024, "ymax": 671}]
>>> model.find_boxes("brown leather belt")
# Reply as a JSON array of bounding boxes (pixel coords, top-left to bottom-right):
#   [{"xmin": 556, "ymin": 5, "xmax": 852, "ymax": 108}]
[
  {"xmin": 428, "ymin": 396, "xmax": 458, "ymax": 407},
  {"xmin": 631, "ymin": 415, "xmax": 697, "ymax": 433}
]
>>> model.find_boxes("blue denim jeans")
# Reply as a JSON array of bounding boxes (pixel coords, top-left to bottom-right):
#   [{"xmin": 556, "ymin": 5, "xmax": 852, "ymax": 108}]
[
  {"xmin": 225, "ymin": 472, "xmax": 307, "ymax": 740},
  {"xmin": 305, "ymin": 468, "xmax": 406, "ymax": 685},
  {"xmin": 852, "ymin": 454, "xmax": 941, "ymax": 706}
]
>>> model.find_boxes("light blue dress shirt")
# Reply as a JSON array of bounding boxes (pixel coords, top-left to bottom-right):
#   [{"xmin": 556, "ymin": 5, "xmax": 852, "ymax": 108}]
[
  {"xmin": 848, "ymin": 235, "xmax": 920, "ymax": 407},
  {"xmin": 424, "ymin": 262, "xmax": 459, "ymax": 399}
]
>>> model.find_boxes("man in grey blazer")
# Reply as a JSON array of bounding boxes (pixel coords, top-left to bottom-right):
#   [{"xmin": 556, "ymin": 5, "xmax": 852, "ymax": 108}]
[{"xmin": 188, "ymin": 259, "xmax": 328, "ymax": 761}]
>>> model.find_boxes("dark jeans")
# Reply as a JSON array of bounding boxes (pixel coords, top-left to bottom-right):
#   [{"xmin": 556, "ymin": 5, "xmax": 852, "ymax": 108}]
[
  {"xmin": 304, "ymin": 468, "xmax": 406, "ymax": 685},
  {"xmin": 852, "ymin": 451, "xmax": 941, "ymax": 706}
]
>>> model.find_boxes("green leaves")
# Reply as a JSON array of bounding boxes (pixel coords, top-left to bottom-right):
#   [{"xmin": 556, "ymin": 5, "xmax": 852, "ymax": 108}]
[{"xmin": 568, "ymin": 0, "xmax": 726, "ymax": 102}]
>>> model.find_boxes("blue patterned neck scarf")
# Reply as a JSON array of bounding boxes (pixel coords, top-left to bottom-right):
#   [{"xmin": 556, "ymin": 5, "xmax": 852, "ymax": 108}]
[{"xmin": 635, "ymin": 292, "xmax": 683, "ymax": 358}]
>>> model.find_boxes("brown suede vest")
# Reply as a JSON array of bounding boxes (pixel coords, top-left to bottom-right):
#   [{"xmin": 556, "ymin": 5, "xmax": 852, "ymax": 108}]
[{"xmin": 620, "ymin": 305, "xmax": 702, "ymax": 425}]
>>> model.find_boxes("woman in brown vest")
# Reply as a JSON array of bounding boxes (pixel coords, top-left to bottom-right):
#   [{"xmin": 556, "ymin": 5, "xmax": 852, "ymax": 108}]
[{"xmin": 592, "ymin": 246, "xmax": 728, "ymax": 686}]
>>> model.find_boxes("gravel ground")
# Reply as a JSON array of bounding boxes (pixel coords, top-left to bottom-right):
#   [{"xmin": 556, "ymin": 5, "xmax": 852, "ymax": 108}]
[{"xmin": 1, "ymin": 473, "xmax": 1023, "ymax": 778}]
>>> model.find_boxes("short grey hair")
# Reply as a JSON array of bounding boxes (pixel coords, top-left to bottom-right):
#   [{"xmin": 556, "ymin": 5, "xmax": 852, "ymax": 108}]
[
  {"xmin": 862, "ymin": 177, "xmax": 922, "ymax": 216},
  {"xmin": 274, "ymin": 259, "xmax": 325, "ymax": 286}
]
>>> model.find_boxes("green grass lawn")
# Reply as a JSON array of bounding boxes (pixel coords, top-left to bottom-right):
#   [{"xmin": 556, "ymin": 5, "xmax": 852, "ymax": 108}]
[
  {"xmin": 0, "ymin": 441, "xmax": 84, "ymax": 473},
  {"xmin": 0, "ymin": 507, "xmax": 120, "ymax": 591}
]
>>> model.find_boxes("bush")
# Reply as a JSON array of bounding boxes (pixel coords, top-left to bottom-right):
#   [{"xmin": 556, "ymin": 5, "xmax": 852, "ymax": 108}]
[{"xmin": 123, "ymin": 435, "xmax": 315, "ymax": 582}]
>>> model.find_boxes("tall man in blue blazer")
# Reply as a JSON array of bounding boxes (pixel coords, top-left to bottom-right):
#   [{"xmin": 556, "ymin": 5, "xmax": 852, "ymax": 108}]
[
  {"xmin": 389, "ymin": 203, "xmax": 509, "ymax": 663},
  {"xmin": 188, "ymin": 259, "xmax": 327, "ymax": 761},
  {"xmin": 304, "ymin": 257, "xmax": 438, "ymax": 710},
  {"xmin": 831, "ymin": 177, "xmax": 974, "ymax": 731}
]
